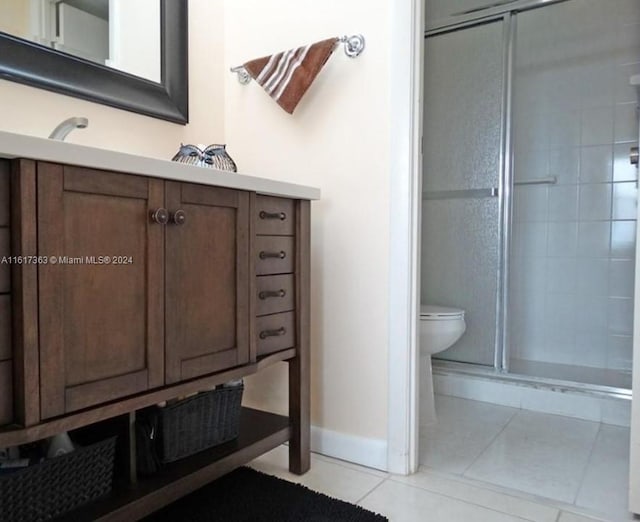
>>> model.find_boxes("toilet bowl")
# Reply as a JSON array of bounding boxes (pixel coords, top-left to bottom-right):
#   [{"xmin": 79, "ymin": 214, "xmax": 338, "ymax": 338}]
[
  {"xmin": 420, "ymin": 305, "xmax": 465, "ymax": 426},
  {"xmin": 420, "ymin": 305, "xmax": 466, "ymax": 355}
]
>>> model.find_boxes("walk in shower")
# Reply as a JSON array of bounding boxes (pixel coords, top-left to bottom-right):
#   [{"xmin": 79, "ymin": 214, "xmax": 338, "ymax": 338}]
[{"xmin": 422, "ymin": 0, "xmax": 640, "ymax": 395}]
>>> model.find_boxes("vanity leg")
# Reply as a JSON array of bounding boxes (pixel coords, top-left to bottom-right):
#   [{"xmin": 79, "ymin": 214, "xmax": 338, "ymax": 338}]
[
  {"xmin": 289, "ymin": 355, "xmax": 310, "ymax": 474},
  {"xmin": 289, "ymin": 200, "xmax": 310, "ymax": 475},
  {"xmin": 127, "ymin": 411, "xmax": 137, "ymax": 484}
]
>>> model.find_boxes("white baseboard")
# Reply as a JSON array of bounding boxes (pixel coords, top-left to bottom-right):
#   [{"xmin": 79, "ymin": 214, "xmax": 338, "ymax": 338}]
[{"xmin": 310, "ymin": 425, "xmax": 388, "ymax": 472}]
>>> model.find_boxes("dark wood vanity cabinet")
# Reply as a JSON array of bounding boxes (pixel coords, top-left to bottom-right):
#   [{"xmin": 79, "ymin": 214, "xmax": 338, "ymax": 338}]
[{"xmin": 0, "ymin": 158, "xmax": 311, "ymax": 519}]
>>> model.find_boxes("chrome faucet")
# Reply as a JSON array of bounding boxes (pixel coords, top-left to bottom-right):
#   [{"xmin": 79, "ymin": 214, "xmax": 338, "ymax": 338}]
[{"xmin": 48, "ymin": 117, "xmax": 89, "ymax": 141}]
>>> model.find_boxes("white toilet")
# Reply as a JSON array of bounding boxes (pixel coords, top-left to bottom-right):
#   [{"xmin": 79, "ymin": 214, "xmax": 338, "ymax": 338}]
[{"xmin": 419, "ymin": 305, "xmax": 466, "ymax": 426}]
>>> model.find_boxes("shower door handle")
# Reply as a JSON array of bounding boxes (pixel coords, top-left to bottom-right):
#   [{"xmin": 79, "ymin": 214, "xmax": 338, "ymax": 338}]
[
  {"xmin": 630, "ymin": 147, "xmax": 639, "ymax": 166},
  {"xmin": 514, "ymin": 176, "xmax": 557, "ymax": 186},
  {"xmin": 423, "ymin": 187, "xmax": 499, "ymax": 200}
]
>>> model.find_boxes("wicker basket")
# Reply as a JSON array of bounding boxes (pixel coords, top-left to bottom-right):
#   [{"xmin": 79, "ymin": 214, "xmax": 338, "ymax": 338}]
[
  {"xmin": 158, "ymin": 385, "xmax": 243, "ymax": 463},
  {"xmin": 0, "ymin": 436, "xmax": 116, "ymax": 522}
]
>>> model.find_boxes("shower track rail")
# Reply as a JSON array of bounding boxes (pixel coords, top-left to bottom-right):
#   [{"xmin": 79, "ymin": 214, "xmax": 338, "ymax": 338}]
[
  {"xmin": 433, "ymin": 360, "xmax": 632, "ymax": 400},
  {"xmin": 426, "ymin": 0, "xmax": 571, "ymax": 36}
]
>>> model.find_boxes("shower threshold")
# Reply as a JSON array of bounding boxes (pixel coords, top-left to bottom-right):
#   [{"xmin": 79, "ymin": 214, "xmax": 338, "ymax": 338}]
[{"xmin": 432, "ymin": 359, "xmax": 632, "ymax": 400}]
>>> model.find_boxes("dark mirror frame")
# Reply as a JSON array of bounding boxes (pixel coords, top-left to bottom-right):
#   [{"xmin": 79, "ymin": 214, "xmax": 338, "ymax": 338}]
[{"xmin": 0, "ymin": 0, "xmax": 188, "ymax": 124}]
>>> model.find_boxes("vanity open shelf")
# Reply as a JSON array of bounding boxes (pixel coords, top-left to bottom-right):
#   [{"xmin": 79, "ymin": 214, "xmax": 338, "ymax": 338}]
[{"xmin": 57, "ymin": 408, "xmax": 291, "ymax": 521}]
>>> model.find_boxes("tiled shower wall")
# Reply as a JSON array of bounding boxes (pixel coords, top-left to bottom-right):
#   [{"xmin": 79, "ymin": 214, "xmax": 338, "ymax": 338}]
[{"xmin": 511, "ymin": 0, "xmax": 640, "ymax": 372}]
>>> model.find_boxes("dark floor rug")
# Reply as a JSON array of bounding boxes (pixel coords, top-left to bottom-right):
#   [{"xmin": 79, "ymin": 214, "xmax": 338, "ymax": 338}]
[{"xmin": 144, "ymin": 467, "xmax": 388, "ymax": 522}]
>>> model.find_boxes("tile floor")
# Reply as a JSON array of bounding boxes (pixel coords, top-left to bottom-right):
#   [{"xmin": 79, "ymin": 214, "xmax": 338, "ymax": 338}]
[{"xmin": 249, "ymin": 394, "xmax": 635, "ymax": 522}]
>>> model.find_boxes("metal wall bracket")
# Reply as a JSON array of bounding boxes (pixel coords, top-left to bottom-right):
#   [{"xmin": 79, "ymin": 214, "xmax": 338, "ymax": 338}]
[{"xmin": 339, "ymin": 34, "xmax": 366, "ymax": 58}]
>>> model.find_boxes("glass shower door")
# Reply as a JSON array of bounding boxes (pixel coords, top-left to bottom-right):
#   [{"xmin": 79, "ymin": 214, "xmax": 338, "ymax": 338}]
[
  {"xmin": 422, "ymin": 20, "xmax": 505, "ymax": 366},
  {"xmin": 508, "ymin": 0, "xmax": 638, "ymax": 388}
]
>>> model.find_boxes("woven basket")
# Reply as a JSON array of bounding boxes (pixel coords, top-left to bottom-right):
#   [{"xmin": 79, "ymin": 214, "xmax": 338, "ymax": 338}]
[
  {"xmin": 0, "ymin": 436, "xmax": 116, "ymax": 522},
  {"xmin": 159, "ymin": 385, "xmax": 243, "ymax": 463}
]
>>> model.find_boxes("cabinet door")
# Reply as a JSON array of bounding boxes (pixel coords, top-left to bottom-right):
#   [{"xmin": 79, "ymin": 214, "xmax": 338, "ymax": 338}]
[
  {"xmin": 38, "ymin": 164, "xmax": 164, "ymax": 419},
  {"xmin": 165, "ymin": 182, "xmax": 250, "ymax": 383}
]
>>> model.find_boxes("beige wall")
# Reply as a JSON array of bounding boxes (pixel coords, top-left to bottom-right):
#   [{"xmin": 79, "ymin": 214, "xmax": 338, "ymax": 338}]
[
  {"xmin": 0, "ymin": 0, "xmax": 225, "ymax": 158},
  {"xmin": 0, "ymin": 0, "xmax": 30, "ymax": 40},
  {"xmin": 224, "ymin": 0, "xmax": 391, "ymax": 441}
]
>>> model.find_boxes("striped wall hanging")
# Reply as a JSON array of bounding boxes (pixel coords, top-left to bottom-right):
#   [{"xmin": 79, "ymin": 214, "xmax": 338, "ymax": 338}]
[{"xmin": 232, "ymin": 35, "xmax": 366, "ymax": 115}]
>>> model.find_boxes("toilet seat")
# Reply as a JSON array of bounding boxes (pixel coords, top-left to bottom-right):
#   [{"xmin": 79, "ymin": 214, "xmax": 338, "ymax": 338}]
[{"xmin": 420, "ymin": 304, "xmax": 465, "ymax": 320}]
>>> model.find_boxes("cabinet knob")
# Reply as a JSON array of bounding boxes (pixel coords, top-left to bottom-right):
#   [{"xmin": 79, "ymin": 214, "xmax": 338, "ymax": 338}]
[
  {"xmin": 259, "ymin": 289, "xmax": 286, "ymax": 300},
  {"xmin": 150, "ymin": 208, "xmax": 169, "ymax": 225},
  {"xmin": 259, "ymin": 250, "xmax": 286, "ymax": 260},
  {"xmin": 171, "ymin": 209, "xmax": 186, "ymax": 225},
  {"xmin": 259, "ymin": 211, "xmax": 287, "ymax": 221},
  {"xmin": 259, "ymin": 327, "xmax": 286, "ymax": 339}
]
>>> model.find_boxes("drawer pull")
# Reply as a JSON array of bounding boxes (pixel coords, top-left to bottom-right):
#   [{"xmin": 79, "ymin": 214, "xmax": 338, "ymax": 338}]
[
  {"xmin": 259, "ymin": 211, "xmax": 287, "ymax": 221},
  {"xmin": 260, "ymin": 327, "xmax": 286, "ymax": 339},
  {"xmin": 259, "ymin": 250, "xmax": 286, "ymax": 260},
  {"xmin": 259, "ymin": 289, "xmax": 286, "ymax": 300}
]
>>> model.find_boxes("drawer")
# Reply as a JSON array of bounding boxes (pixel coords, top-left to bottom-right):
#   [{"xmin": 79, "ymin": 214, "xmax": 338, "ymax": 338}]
[
  {"xmin": 255, "ymin": 195, "xmax": 295, "ymax": 236},
  {"xmin": 255, "ymin": 236, "xmax": 295, "ymax": 275},
  {"xmin": 256, "ymin": 274, "xmax": 295, "ymax": 316},
  {"xmin": 0, "ymin": 360, "xmax": 12, "ymax": 425},
  {"xmin": 256, "ymin": 311, "xmax": 295, "ymax": 357}
]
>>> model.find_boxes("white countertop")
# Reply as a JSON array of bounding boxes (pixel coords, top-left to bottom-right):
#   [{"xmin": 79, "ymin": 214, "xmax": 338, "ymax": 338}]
[{"xmin": 0, "ymin": 131, "xmax": 320, "ymax": 200}]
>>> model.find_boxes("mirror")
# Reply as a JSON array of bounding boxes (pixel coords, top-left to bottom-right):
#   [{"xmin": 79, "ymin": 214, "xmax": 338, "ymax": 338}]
[
  {"xmin": 0, "ymin": 0, "xmax": 161, "ymax": 83},
  {"xmin": 0, "ymin": 0, "xmax": 188, "ymax": 124}
]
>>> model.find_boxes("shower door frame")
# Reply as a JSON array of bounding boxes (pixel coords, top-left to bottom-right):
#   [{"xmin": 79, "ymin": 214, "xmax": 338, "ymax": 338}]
[
  {"xmin": 425, "ymin": 0, "xmax": 571, "ymax": 33},
  {"xmin": 423, "ymin": 16, "xmax": 510, "ymax": 368},
  {"xmin": 425, "ymin": 10, "xmax": 516, "ymax": 372},
  {"xmin": 425, "ymin": 0, "xmax": 634, "ymax": 395}
]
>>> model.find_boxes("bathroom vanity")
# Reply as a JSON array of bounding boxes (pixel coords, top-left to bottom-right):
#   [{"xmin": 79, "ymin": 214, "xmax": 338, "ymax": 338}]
[{"xmin": 0, "ymin": 131, "xmax": 319, "ymax": 520}]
